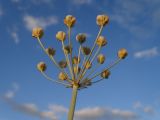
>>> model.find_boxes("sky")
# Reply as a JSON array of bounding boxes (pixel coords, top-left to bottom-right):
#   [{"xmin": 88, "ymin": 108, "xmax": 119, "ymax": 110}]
[{"xmin": 0, "ymin": 0, "xmax": 160, "ymax": 120}]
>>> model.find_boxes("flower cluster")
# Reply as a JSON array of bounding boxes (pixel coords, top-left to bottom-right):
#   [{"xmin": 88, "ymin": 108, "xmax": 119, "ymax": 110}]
[{"xmin": 32, "ymin": 14, "xmax": 128, "ymax": 89}]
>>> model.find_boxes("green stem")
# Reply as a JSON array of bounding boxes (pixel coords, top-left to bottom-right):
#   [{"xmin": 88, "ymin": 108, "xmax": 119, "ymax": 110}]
[{"xmin": 68, "ymin": 85, "xmax": 78, "ymax": 120}]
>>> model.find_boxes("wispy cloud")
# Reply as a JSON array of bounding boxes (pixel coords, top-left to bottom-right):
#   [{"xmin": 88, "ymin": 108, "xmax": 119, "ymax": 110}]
[
  {"xmin": 75, "ymin": 107, "xmax": 139, "ymax": 120},
  {"xmin": 110, "ymin": 0, "xmax": 160, "ymax": 39},
  {"xmin": 72, "ymin": 0, "xmax": 92, "ymax": 5},
  {"xmin": 4, "ymin": 83, "xmax": 19, "ymax": 99},
  {"xmin": 133, "ymin": 101, "xmax": 155, "ymax": 115},
  {"xmin": 23, "ymin": 15, "xmax": 58, "ymax": 30},
  {"xmin": 7, "ymin": 26, "xmax": 20, "ymax": 44},
  {"xmin": 134, "ymin": 47, "xmax": 159, "ymax": 58}
]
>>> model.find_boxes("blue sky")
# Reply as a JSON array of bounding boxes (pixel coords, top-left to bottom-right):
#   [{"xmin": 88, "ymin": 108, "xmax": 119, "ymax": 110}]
[{"xmin": 0, "ymin": 0, "xmax": 160, "ymax": 120}]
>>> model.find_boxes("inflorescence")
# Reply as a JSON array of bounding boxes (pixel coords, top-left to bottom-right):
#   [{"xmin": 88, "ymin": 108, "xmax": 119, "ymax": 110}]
[{"xmin": 32, "ymin": 14, "xmax": 128, "ymax": 90}]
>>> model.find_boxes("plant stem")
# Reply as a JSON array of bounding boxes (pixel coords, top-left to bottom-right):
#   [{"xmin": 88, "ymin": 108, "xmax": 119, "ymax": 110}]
[{"xmin": 68, "ymin": 85, "xmax": 78, "ymax": 120}]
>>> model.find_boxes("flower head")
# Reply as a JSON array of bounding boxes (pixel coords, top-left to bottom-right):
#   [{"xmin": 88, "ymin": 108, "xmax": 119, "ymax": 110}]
[
  {"xmin": 118, "ymin": 48, "xmax": 128, "ymax": 59},
  {"xmin": 56, "ymin": 31, "xmax": 66, "ymax": 41},
  {"xmin": 37, "ymin": 62, "xmax": 47, "ymax": 72},
  {"xmin": 58, "ymin": 60, "xmax": 67, "ymax": 68},
  {"xmin": 96, "ymin": 15, "xmax": 109, "ymax": 26},
  {"xmin": 72, "ymin": 56, "xmax": 80, "ymax": 64},
  {"xmin": 97, "ymin": 54, "xmax": 105, "ymax": 64},
  {"xmin": 58, "ymin": 72, "xmax": 68, "ymax": 80},
  {"xmin": 81, "ymin": 47, "xmax": 91, "ymax": 56},
  {"xmin": 76, "ymin": 33, "xmax": 86, "ymax": 44},
  {"xmin": 64, "ymin": 15, "xmax": 76, "ymax": 27},
  {"xmin": 45, "ymin": 47, "xmax": 56, "ymax": 56},
  {"xmin": 101, "ymin": 70, "xmax": 110, "ymax": 79},
  {"xmin": 64, "ymin": 45, "xmax": 72, "ymax": 54},
  {"xmin": 96, "ymin": 36, "xmax": 107, "ymax": 47},
  {"xmin": 32, "ymin": 27, "xmax": 44, "ymax": 39}
]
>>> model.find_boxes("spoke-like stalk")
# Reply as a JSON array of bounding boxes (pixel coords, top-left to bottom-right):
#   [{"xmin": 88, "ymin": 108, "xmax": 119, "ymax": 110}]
[
  {"xmin": 79, "ymin": 26, "xmax": 103, "ymax": 81},
  {"xmin": 68, "ymin": 85, "xmax": 78, "ymax": 120},
  {"xmin": 80, "ymin": 46, "xmax": 101, "ymax": 81},
  {"xmin": 37, "ymin": 38, "xmax": 71, "ymax": 82},
  {"xmin": 88, "ymin": 58, "xmax": 121, "ymax": 81},
  {"xmin": 92, "ymin": 78, "xmax": 104, "ymax": 84},
  {"xmin": 90, "ymin": 46, "xmax": 101, "ymax": 63},
  {"xmin": 77, "ymin": 55, "xmax": 86, "ymax": 82},
  {"xmin": 76, "ymin": 45, "xmax": 82, "ymax": 78},
  {"xmin": 62, "ymin": 41, "xmax": 74, "ymax": 79},
  {"xmin": 68, "ymin": 27, "xmax": 75, "ymax": 80},
  {"xmin": 41, "ymin": 72, "xmax": 70, "ymax": 86},
  {"xmin": 84, "ymin": 63, "xmax": 100, "ymax": 79}
]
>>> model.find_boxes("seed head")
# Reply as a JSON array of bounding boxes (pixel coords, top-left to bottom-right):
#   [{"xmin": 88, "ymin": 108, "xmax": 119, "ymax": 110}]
[
  {"xmin": 81, "ymin": 47, "xmax": 91, "ymax": 56},
  {"xmin": 96, "ymin": 36, "xmax": 107, "ymax": 47},
  {"xmin": 32, "ymin": 27, "xmax": 44, "ymax": 39},
  {"xmin": 58, "ymin": 72, "xmax": 68, "ymax": 80},
  {"xmin": 58, "ymin": 60, "xmax": 67, "ymax": 68},
  {"xmin": 45, "ymin": 47, "xmax": 56, "ymax": 56},
  {"xmin": 37, "ymin": 62, "xmax": 47, "ymax": 72},
  {"xmin": 64, "ymin": 15, "xmax": 76, "ymax": 27},
  {"xmin": 84, "ymin": 61, "xmax": 92, "ymax": 69},
  {"xmin": 97, "ymin": 54, "xmax": 105, "ymax": 64},
  {"xmin": 96, "ymin": 15, "xmax": 109, "ymax": 26},
  {"xmin": 101, "ymin": 70, "xmax": 110, "ymax": 79},
  {"xmin": 76, "ymin": 33, "xmax": 86, "ymax": 44},
  {"xmin": 72, "ymin": 56, "xmax": 80, "ymax": 64},
  {"xmin": 56, "ymin": 31, "xmax": 66, "ymax": 41},
  {"xmin": 118, "ymin": 48, "xmax": 128, "ymax": 59},
  {"xmin": 64, "ymin": 45, "xmax": 72, "ymax": 54}
]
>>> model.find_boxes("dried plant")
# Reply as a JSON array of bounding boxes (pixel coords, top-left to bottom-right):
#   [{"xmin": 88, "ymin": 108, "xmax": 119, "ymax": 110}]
[{"xmin": 32, "ymin": 14, "xmax": 128, "ymax": 120}]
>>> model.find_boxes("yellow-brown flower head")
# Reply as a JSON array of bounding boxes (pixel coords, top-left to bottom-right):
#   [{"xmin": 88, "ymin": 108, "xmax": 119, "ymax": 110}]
[
  {"xmin": 118, "ymin": 48, "xmax": 128, "ymax": 59},
  {"xmin": 97, "ymin": 54, "xmax": 105, "ymax": 64},
  {"xmin": 84, "ymin": 61, "xmax": 92, "ymax": 69},
  {"xmin": 73, "ymin": 66, "xmax": 81, "ymax": 74},
  {"xmin": 96, "ymin": 36, "xmax": 107, "ymax": 47},
  {"xmin": 72, "ymin": 56, "xmax": 80, "ymax": 64},
  {"xmin": 45, "ymin": 47, "xmax": 56, "ymax": 56},
  {"xmin": 64, "ymin": 15, "xmax": 76, "ymax": 27},
  {"xmin": 82, "ymin": 47, "xmax": 91, "ymax": 56},
  {"xmin": 56, "ymin": 31, "xmax": 66, "ymax": 41},
  {"xmin": 64, "ymin": 45, "xmax": 72, "ymax": 54},
  {"xmin": 32, "ymin": 27, "xmax": 44, "ymax": 39},
  {"xmin": 76, "ymin": 33, "xmax": 86, "ymax": 44},
  {"xmin": 37, "ymin": 62, "xmax": 47, "ymax": 72},
  {"xmin": 96, "ymin": 15, "xmax": 109, "ymax": 26},
  {"xmin": 58, "ymin": 60, "xmax": 67, "ymax": 68},
  {"xmin": 58, "ymin": 72, "xmax": 68, "ymax": 80},
  {"xmin": 101, "ymin": 70, "xmax": 110, "ymax": 79}
]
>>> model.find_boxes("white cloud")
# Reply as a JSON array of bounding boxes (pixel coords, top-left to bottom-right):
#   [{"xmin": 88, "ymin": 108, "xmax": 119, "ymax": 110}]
[
  {"xmin": 133, "ymin": 101, "xmax": 155, "ymax": 116},
  {"xmin": 48, "ymin": 104, "xmax": 68, "ymax": 114},
  {"xmin": 133, "ymin": 101, "xmax": 142, "ymax": 109},
  {"xmin": 7, "ymin": 26, "xmax": 20, "ymax": 44},
  {"xmin": 4, "ymin": 83, "xmax": 19, "ymax": 99},
  {"xmin": 23, "ymin": 15, "xmax": 58, "ymax": 30},
  {"xmin": 75, "ymin": 107, "xmax": 138, "ymax": 120},
  {"xmin": 134, "ymin": 47, "xmax": 159, "ymax": 58},
  {"xmin": 11, "ymin": 31, "xmax": 20, "ymax": 44},
  {"xmin": 110, "ymin": 0, "xmax": 160, "ymax": 39},
  {"xmin": 143, "ymin": 106, "xmax": 155, "ymax": 115},
  {"xmin": 72, "ymin": 0, "xmax": 92, "ymax": 5}
]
